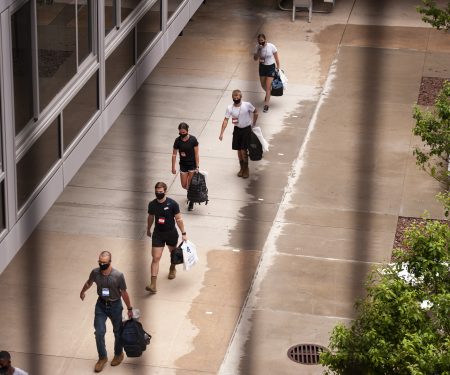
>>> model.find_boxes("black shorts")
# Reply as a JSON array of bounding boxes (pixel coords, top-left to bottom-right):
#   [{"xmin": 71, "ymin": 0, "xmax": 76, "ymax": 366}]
[
  {"xmin": 180, "ymin": 162, "xmax": 197, "ymax": 173},
  {"xmin": 152, "ymin": 229, "xmax": 179, "ymax": 247},
  {"xmin": 259, "ymin": 63, "xmax": 276, "ymax": 77},
  {"xmin": 232, "ymin": 125, "xmax": 251, "ymax": 150}
]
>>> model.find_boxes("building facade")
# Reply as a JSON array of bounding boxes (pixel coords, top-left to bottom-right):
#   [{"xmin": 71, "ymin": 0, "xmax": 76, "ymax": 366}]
[{"xmin": 0, "ymin": 0, "xmax": 203, "ymax": 272}]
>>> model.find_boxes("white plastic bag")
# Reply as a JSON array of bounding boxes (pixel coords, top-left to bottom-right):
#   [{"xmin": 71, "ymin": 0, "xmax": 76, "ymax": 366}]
[
  {"xmin": 279, "ymin": 69, "xmax": 288, "ymax": 88},
  {"xmin": 181, "ymin": 240, "xmax": 199, "ymax": 271},
  {"xmin": 251, "ymin": 126, "xmax": 269, "ymax": 152}
]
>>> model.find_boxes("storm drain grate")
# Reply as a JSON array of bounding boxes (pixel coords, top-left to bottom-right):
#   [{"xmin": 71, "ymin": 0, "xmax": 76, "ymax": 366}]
[{"xmin": 287, "ymin": 344, "xmax": 327, "ymax": 365}]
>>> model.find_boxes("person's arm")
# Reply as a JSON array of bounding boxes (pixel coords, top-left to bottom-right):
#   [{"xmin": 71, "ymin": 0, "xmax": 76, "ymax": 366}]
[
  {"xmin": 253, "ymin": 45, "xmax": 261, "ymax": 61},
  {"xmin": 175, "ymin": 212, "xmax": 187, "ymax": 241},
  {"xmin": 121, "ymin": 290, "xmax": 133, "ymax": 319},
  {"xmin": 80, "ymin": 280, "xmax": 93, "ymax": 301},
  {"xmin": 274, "ymin": 51, "xmax": 280, "ymax": 70},
  {"xmin": 172, "ymin": 148, "xmax": 177, "ymax": 174},
  {"xmin": 252, "ymin": 109, "xmax": 259, "ymax": 127},
  {"xmin": 194, "ymin": 145, "xmax": 199, "ymax": 170},
  {"xmin": 219, "ymin": 117, "xmax": 229, "ymax": 141},
  {"xmin": 147, "ymin": 214, "xmax": 154, "ymax": 237}
]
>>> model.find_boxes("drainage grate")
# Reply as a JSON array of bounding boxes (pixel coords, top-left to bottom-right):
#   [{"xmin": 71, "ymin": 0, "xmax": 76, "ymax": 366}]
[{"xmin": 287, "ymin": 344, "xmax": 327, "ymax": 365}]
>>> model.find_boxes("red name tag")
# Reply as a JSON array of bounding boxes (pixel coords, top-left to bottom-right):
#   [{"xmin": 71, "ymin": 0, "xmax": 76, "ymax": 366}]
[
  {"xmin": 158, "ymin": 217, "xmax": 166, "ymax": 224},
  {"xmin": 232, "ymin": 117, "xmax": 238, "ymax": 124}
]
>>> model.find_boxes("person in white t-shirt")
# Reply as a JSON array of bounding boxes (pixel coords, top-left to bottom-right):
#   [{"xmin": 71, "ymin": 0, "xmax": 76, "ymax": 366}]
[
  {"xmin": 0, "ymin": 351, "xmax": 28, "ymax": 375},
  {"xmin": 219, "ymin": 89, "xmax": 258, "ymax": 179},
  {"xmin": 253, "ymin": 33, "xmax": 280, "ymax": 113}
]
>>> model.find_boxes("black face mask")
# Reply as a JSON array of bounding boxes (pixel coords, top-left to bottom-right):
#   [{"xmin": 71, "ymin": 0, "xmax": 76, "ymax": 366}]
[
  {"xmin": 179, "ymin": 133, "xmax": 188, "ymax": 138},
  {"xmin": 98, "ymin": 262, "xmax": 110, "ymax": 271},
  {"xmin": 0, "ymin": 367, "xmax": 8, "ymax": 374},
  {"xmin": 155, "ymin": 192, "xmax": 165, "ymax": 200},
  {"xmin": 259, "ymin": 42, "xmax": 265, "ymax": 46},
  {"xmin": 233, "ymin": 99, "xmax": 241, "ymax": 104}
]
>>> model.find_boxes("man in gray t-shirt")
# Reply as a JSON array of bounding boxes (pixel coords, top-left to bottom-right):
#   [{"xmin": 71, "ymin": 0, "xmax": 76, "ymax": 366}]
[{"xmin": 80, "ymin": 251, "xmax": 133, "ymax": 373}]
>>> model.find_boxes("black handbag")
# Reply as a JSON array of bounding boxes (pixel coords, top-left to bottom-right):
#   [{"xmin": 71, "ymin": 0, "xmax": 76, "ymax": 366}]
[{"xmin": 170, "ymin": 243, "xmax": 184, "ymax": 265}]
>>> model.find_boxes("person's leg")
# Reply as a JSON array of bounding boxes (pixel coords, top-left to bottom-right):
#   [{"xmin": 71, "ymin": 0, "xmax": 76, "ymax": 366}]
[
  {"xmin": 109, "ymin": 302, "xmax": 124, "ymax": 359},
  {"xmin": 167, "ymin": 230, "xmax": 179, "ymax": 279},
  {"xmin": 94, "ymin": 302, "xmax": 108, "ymax": 359},
  {"xmin": 259, "ymin": 76, "xmax": 266, "ymax": 91},
  {"xmin": 151, "ymin": 246, "xmax": 163, "ymax": 276},
  {"xmin": 180, "ymin": 172, "xmax": 189, "ymax": 190},
  {"xmin": 264, "ymin": 76, "xmax": 274, "ymax": 108},
  {"xmin": 240, "ymin": 149, "xmax": 249, "ymax": 178}
]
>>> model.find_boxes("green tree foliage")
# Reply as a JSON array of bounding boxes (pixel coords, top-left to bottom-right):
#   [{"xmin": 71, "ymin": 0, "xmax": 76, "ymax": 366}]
[
  {"xmin": 320, "ymin": 209, "xmax": 450, "ymax": 374},
  {"xmin": 413, "ymin": 81, "xmax": 450, "ymax": 184},
  {"xmin": 417, "ymin": 0, "xmax": 450, "ymax": 31}
]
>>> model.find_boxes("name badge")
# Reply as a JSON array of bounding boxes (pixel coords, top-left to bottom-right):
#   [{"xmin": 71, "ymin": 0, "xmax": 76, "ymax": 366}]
[
  {"xmin": 102, "ymin": 288, "xmax": 110, "ymax": 297},
  {"xmin": 180, "ymin": 152, "xmax": 186, "ymax": 157},
  {"xmin": 232, "ymin": 117, "xmax": 238, "ymax": 124},
  {"xmin": 158, "ymin": 217, "xmax": 166, "ymax": 224},
  {"xmin": 259, "ymin": 57, "xmax": 265, "ymax": 63}
]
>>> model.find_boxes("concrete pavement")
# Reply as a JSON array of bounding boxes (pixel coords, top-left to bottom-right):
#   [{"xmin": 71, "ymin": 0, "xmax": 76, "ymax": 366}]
[{"xmin": 1, "ymin": 0, "xmax": 450, "ymax": 374}]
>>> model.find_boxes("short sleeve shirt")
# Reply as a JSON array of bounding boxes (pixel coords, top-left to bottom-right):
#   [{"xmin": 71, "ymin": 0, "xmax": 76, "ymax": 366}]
[
  {"xmin": 13, "ymin": 369, "xmax": 29, "ymax": 375},
  {"xmin": 88, "ymin": 268, "xmax": 127, "ymax": 301},
  {"xmin": 173, "ymin": 135, "xmax": 199, "ymax": 165},
  {"xmin": 148, "ymin": 197, "xmax": 180, "ymax": 232},
  {"xmin": 225, "ymin": 101, "xmax": 255, "ymax": 128},
  {"xmin": 254, "ymin": 42, "xmax": 277, "ymax": 65}
]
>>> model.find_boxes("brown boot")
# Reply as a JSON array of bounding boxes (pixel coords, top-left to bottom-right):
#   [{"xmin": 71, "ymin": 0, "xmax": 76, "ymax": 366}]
[
  {"xmin": 111, "ymin": 352, "xmax": 124, "ymax": 366},
  {"xmin": 94, "ymin": 357, "xmax": 108, "ymax": 372},
  {"xmin": 145, "ymin": 276, "xmax": 157, "ymax": 293},
  {"xmin": 168, "ymin": 264, "xmax": 176, "ymax": 280},
  {"xmin": 242, "ymin": 161, "xmax": 249, "ymax": 179},
  {"xmin": 237, "ymin": 160, "xmax": 244, "ymax": 177}
]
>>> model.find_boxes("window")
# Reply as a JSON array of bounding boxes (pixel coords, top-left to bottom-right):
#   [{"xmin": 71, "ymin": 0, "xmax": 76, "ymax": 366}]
[
  {"xmin": 11, "ymin": 1, "xmax": 34, "ymax": 135},
  {"xmin": 105, "ymin": 0, "xmax": 117, "ymax": 36},
  {"xmin": 137, "ymin": 1, "xmax": 161, "ymax": 59},
  {"xmin": 121, "ymin": 0, "xmax": 143, "ymax": 23},
  {"xmin": 77, "ymin": 0, "xmax": 94, "ymax": 65},
  {"xmin": 16, "ymin": 119, "xmax": 60, "ymax": 209},
  {"xmin": 168, "ymin": 0, "xmax": 185, "ymax": 20},
  {"xmin": 37, "ymin": 1, "xmax": 77, "ymax": 111},
  {"xmin": 105, "ymin": 31, "xmax": 135, "ymax": 98},
  {"xmin": 63, "ymin": 71, "xmax": 99, "ymax": 150}
]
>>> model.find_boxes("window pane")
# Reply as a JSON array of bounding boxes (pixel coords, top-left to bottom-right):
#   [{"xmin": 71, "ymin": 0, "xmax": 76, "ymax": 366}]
[
  {"xmin": 168, "ymin": 0, "xmax": 184, "ymax": 20},
  {"xmin": 11, "ymin": 1, "xmax": 34, "ymax": 135},
  {"xmin": 137, "ymin": 1, "xmax": 161, "ymax": 59},
  {"xmin": 77, "ymin": 0, "xmax": 93, "ymax": 65},
  {"xmin": 0, "ymin": 181, "xmax": 5, "ymax": 231},
  {"xmin": 105, "ymin": 31, "xmax": 134, "ymax": 98},
  {"xmin": 105, "ymin": 0, "xmax": 117, "ymax": 36},
  {"xmin": 16, "ymin": 119, "xmax": 60, "ymax": 209},
  {"xmin": 121, "ymin": 0, "xmax": 142, "ymax": 23},
  {"xmin": 63, "ymin": 71, "xmax": 99, "ymax": 150},
  {"xmin": 37, "ymin": 1, "xmax": 77, "ymax": 111}
]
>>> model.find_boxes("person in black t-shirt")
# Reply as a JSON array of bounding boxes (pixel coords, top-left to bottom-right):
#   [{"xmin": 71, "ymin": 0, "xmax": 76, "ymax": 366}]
[
  {"xmin": 145, "ymin": 181, "xmax": 188, "ymax": 293},
  {"xmin": 172, "ymin": 122, "xmax": 199, "ymax": 211}
]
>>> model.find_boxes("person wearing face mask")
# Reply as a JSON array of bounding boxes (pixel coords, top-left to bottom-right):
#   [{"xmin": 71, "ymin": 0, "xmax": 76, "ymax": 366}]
[
  {"xmin": 219, "ymin": 89, "xmax": 258, "ymax": 179},
  {"xmin": 252, "ymin": 33, "xmax": 280, "ymax": 113},
  {"xmin": 172, "ymin": 122, "xmax": 200, "ymax": 211},
  {"xmin": 0, "ymin": 351, "xmax": 28, "ymax": 375},
  {"xmin": 146, "ymin": 181, "xmax": 188, "ymax": 293},
  {"xmin": 79, "ymin": 251, "xmax": 133, "ymax": 372}
]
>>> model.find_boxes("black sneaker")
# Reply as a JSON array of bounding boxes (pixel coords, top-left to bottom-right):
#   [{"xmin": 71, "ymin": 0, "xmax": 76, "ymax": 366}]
[
  {"xmin": 263, "ymin": 105, "xmax": 269, "ymax": 112},
  {"xmin": 188, "ymin": 201, "xmax": 194, "ymax": 211}
]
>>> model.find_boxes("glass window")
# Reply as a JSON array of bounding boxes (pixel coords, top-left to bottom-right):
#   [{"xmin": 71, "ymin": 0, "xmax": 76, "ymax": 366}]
[
  {"xmin": 63, "ymin": 71, "xmax": 99, "ymax": 150},
  {"xmin": 0, "ymin": 181, "xmax": 5, "ymax": 231},
  {"xmin": 77, "ymin": 0, "xmax": 94, "ymax": 65},
  {"xmin": 11, "ymin": 1, "xmax": 34, "ymax": 135},
  {"xmin": 121, "ymin": 0, "xmax": 143, "ymax": 23},
  {"xmin": 16, "ymin": 119, "xmax": 60, "ymax": 209},
  {"xmin": 105, "ymin": 31, "xmax": 134, "ymax": 98},
  {"xmin": 137, "ymin": 1, "xmax": 161, "ymax": 59},
  {"xmin": 37, "ymin": 1, "xmax": 77, "ymax": 111},
  {"xmin": 168, "ymin": 0, "xmax": 184, "ymax": 20},
  {"xmin": 105, "ymin": 0, "xmax": 117, "ymax": 36}
]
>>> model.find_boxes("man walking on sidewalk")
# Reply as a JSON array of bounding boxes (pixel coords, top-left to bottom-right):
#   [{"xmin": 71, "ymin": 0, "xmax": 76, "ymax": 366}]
[
  {"xmin": 79, "ymin": 251, "xmax": 133, "ymax": 372},
  {"xmin": 219, "ymin": 89, "xmax": 258, "ymax": 178},
  {"xmin": 146, "ymin": 181, "xmax": 188, "ymax": 293}
]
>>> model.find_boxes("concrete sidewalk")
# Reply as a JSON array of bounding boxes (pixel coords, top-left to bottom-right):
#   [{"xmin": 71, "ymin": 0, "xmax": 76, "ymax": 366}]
[{"xmin": 1, "ymin": 0, "xmax": 449, "ymax": 374}]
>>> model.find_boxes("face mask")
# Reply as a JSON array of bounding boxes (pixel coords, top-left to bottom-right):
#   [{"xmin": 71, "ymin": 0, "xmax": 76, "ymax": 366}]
[
  {"xmin": 233, "ymin": 99, "xmax": 241, "ymax": 104},
  {"xmin": 259, "ymin": 42, "xmax": 265, "ymax": 46},
  {"xmin": 98, "ymin": 262, "xmax": 110, "ymax": 271},
  {"xmin": 179, "ymin": 133, "xmax": 188, "ymax": 138},
  {"xmin": 156, "ymin": 192, "xmax": 165, "ymax": 200},
  {"xmin": 0, "ymin": 368, "xmax": 8, "ymax": 374}
]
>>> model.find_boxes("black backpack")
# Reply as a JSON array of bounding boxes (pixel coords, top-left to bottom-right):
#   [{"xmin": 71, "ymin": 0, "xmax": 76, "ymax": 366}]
[
  {"xmin": 271, "ymin": 71, "xmax": 283, "ymax": 97},
  {"xmin": 187, "ymin": 173, "xmax": 208, "ymax": 205},
  {"xmin": 170, "ymin": 242, "xmax": 184, "ymax": 265},
  {"xmin": 248, "ymin": 131, "xmax": 263, "ymax": 161},
  {"xmin": 119, "ymin": 319, "xmax": 152, "ymax": 357}
]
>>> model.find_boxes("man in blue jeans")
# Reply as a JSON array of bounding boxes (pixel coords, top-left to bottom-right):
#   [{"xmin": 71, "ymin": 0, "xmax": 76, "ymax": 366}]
[{"xmin": 80, "ymin": 251, "xmax": 133, "ymax": 372}]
